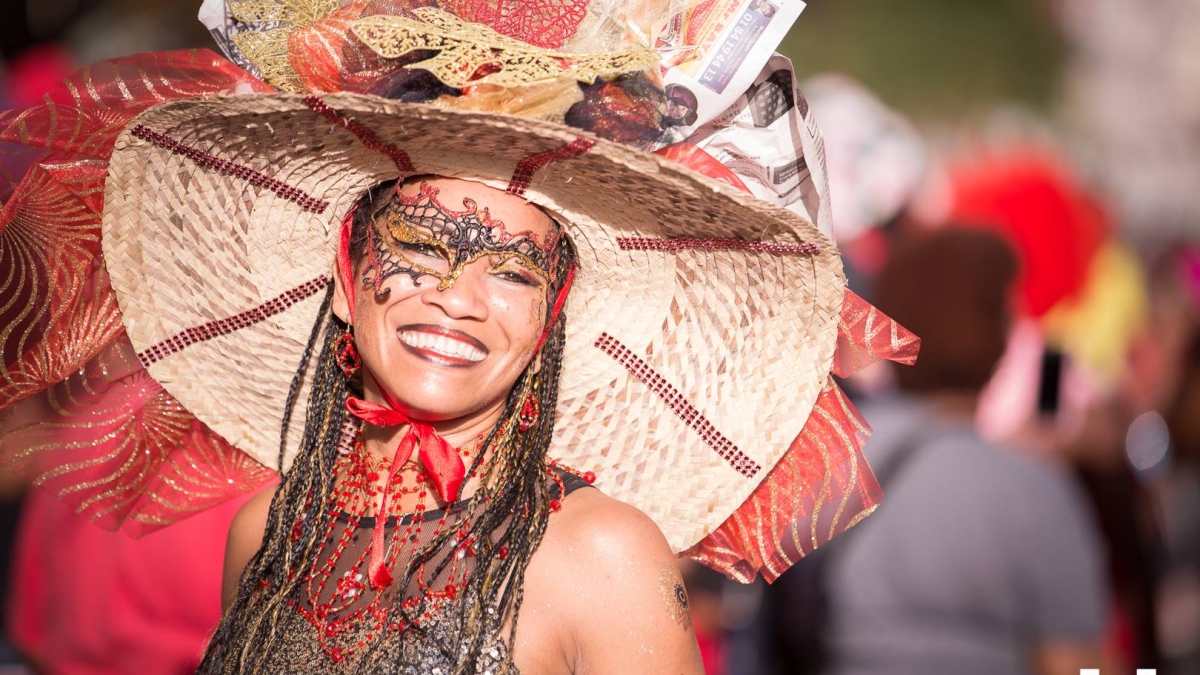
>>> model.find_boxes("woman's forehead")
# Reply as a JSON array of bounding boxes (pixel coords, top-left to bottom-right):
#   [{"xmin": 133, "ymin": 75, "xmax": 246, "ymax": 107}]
[{"xmin": 395, "ymin": 176, "xmax": 557, "ymax": 237}]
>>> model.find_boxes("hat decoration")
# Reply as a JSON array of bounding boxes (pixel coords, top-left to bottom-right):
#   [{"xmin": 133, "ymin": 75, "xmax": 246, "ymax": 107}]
[{"xmin": 0, "ymin": 0, "xmax": 917, "ymax": 582}]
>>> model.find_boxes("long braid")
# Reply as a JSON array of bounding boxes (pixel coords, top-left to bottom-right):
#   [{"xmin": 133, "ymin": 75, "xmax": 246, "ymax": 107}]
[
  {"xmin": 199, "ymin": 286, "xmax": 349, "ymax": 673},
  {"xmin": 201, "ymin": 179, "xmax": 576, "ymax": 674}
]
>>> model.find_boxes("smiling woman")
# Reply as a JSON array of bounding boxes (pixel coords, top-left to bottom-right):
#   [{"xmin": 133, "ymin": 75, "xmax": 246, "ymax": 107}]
[
  {"xmin": 340, "ymin": 178, "xmax": 569, "ymax": 425},
  {"xmin": 206, "ymin": 168, "xmax": 705, "ymax": 672}
]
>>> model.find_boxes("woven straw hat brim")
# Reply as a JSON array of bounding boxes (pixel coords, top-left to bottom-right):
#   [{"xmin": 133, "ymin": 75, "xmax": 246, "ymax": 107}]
[{"xmin": 102, "ymin": 93, "xmax": 845, "ymax": 552}]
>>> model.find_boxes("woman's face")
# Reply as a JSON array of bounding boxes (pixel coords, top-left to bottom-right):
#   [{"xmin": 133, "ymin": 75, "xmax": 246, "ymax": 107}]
[{"xmin": 335, "ymin": 177, "xmax": 562, "ymax": 424}]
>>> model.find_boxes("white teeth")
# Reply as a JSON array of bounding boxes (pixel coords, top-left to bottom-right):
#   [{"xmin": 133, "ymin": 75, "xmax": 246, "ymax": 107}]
[{"xmin": 399, "ymin": 331, "xmax": 486, "ymax": 362}]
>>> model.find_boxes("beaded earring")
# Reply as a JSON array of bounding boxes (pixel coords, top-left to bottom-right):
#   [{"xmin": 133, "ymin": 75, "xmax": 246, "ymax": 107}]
[
  {"xmin": 518, "ymin": 389, "xmax": 540, "ymax": 432},
  {"xmin": 334, "ymin": 327, "xmax": 360, "ymax": 377}
]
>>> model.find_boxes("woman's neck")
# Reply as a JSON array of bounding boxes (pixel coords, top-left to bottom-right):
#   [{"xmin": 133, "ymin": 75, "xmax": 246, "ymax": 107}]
[{"xmin": 358, "ymin": 378, "xmax": 509, "ymax": 463}]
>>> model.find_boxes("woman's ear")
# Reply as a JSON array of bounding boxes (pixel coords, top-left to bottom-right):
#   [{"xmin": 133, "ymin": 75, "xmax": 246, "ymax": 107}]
[{"xmin": 331, "ymin": 261, "xmax": 352, "ymax": 324}]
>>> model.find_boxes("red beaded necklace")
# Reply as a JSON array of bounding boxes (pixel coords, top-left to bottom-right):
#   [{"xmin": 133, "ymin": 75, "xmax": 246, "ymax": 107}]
[
  {"xmin": 288, "ymin": 429, "xmax": 478, "ymax": 663},
  {"xmin": 284, "ymin": 426, "xmax": 597, "ymax": 664}
]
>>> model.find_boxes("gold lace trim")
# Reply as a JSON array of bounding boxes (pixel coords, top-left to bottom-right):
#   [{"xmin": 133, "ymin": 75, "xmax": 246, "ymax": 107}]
[
  {"xmin": 228, "ymin": 0, "xmax": 339, "ymax": 92},
  {"xmin": 352, "ymin": 8, "xmax": 658, "ymax": 88}
]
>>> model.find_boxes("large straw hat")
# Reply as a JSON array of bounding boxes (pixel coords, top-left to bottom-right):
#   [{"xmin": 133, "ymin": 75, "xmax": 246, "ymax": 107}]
[{"xmin": 103, "ymin": 92, "xmax": 844, "ymax": 552}]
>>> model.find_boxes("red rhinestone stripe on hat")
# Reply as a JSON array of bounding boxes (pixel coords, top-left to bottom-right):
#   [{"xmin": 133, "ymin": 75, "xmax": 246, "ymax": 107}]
[
  {"xmin": 304, "ymin": 95, "xmax": 416, "ymax": 174},
  {"xmin": 137, "ymin": 276, "xmax": 332, "ymax": 367},
  {"xmin": 617, "ymin": 237, "xmax": 821, "ymax": 256},
  {"xmin": 129, "ymin": 125, "xmax": 329, "ymax": 214},
  {"xmin": 593, "ymin": 332, "xmax": 761, "ymax": 478},
  {"xmin": 507, "ymin": 137, "xmax": 596, "ymax": 196}
]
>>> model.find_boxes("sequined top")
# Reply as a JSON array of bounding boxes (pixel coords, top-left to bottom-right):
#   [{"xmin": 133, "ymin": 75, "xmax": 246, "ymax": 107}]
[{"xmin": 253, "ymin": 471, "xmax": 592, "ymax": 674}]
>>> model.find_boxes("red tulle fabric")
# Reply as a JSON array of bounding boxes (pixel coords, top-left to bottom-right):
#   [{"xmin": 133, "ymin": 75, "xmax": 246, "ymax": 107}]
[
  {"xmin": 682, "ymin": 290, "xmax": 920, "ymax": 582},
  {"xmin": 0, "ymin": 50, "xmax": 277, "ymax": 535}
]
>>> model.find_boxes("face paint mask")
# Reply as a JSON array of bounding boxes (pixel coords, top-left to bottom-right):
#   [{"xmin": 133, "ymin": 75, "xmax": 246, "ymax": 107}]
[{"xmin": 364, "ymin": 181, "xmax": 563, "ymax": 293}]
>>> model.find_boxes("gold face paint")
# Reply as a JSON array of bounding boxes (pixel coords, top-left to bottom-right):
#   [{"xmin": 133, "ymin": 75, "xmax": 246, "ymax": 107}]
[
  {"xmin": 365, "ymin": 181, "xmax": 562, "ymax": 293},
  {"xmin": 658, "ymin": 565, "xmax": 691, "ymax": 629}
]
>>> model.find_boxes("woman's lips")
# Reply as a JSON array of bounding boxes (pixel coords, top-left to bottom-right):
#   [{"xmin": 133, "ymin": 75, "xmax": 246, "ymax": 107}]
[{"xmin": 397, "ymin": 325, "xmax": 488, "ymax": 366}]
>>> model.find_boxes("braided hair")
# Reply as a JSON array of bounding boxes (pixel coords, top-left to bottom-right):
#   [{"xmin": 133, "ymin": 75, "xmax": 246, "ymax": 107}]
[{"xmin": 200, "ymin": 179, "xmax": 576, "ymax": 674}]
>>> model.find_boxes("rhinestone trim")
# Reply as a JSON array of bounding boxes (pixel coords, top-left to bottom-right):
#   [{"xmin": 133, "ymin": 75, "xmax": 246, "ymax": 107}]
[
  {"xmin": 129, "ymin": 125, "xmax": 329, "ymax": 214},
  {"xmin": 507, "ymin": 137, "xmax": 596, "ymax": 196},
  {"xmin": 304, "ymin": 95, "xmax": 416, "ymax": 174},
  {"xmin": 593, "ymin": 332, "xmax": 760, "ymax": 478},
  {"xmin": 137, "ymin": 276, "xmax": 331, "ymax": 367},
  {"xmin": 617, "ymin": 236, "xmax": 821, "ymax": 256}
]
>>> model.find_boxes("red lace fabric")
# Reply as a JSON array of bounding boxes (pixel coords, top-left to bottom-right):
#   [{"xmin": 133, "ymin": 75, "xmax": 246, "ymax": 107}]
[
  {"xmin": 0, "ymin": 50, "xmax": 277, "ymax": 535},
  {"xmin": 441, "ymin": 0, "xmax": 589, "ymax": 48},
  {"xmin": 683, "ymin": 291, "xmax": 919, "ymax": 582}
]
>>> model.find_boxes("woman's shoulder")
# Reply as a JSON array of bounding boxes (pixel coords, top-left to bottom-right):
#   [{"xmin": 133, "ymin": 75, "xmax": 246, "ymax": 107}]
[
  {"xmin": 522, "ymin": 489, "xmax": 704, "ymax": 673},
  {"xmin": 544, "ymin": 488, "xmax": 673, "ymax": 566},
  {"xmin": 529, "ymin": 488, "xmax": 683, "ymax": 628},
  {"xmin": 222, "ymin": 483, "xmax": 278, "ymax": 608}
]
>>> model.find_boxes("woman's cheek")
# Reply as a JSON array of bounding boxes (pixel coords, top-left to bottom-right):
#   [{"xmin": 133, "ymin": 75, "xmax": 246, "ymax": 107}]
[{"xmin": 526, "ymin": 296, "xmax": 546, "ymax": 330}]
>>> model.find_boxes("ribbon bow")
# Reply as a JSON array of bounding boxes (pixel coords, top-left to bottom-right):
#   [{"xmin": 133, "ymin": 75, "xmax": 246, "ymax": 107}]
[{"xmin": 345, "ymin": 377, "xmax": 465, "ymax": 589}]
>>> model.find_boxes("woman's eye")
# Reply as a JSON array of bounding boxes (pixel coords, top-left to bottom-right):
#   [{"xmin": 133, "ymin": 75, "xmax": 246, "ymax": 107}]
[
  {"xmin": 397, "ymin": 241, "xmax": 442, "ymax": 258},
  {"xmin": 494, "ymin": 269, "xmax": 542, "ymax": 287}
]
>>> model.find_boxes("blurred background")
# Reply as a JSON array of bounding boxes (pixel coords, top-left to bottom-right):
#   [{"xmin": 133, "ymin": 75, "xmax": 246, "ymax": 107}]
[{"xmin": 0, "ymin": 0, "xmax": 1198, "ymax": 674}]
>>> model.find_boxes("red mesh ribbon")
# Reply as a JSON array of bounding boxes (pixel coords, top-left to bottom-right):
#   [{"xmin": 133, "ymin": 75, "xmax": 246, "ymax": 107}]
[
  {"xmin": 0, "ymin": 50, "xmax": 272, "ymax": 160},
  {"xmin": 832, "ymin": 289, "xmax": 921, "ymax": 378},
  {"xmin": 683, "ymin": 381, "xmax": 879, "ymax": 582},
  {"xmin": 683, "ymin": 292, "xmax": 919, "ymax": 582},
  {"xmin": 0, "ymin": 51, "xmax": 276, "ymax": 534},
  {"xmin": 286, "ymin": 0, "xmax": 587, "ymax": 96}
]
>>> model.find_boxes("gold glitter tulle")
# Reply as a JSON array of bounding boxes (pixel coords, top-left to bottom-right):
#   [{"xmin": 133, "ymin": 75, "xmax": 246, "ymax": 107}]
[
  {"xmin": 0, "ymin": 50, "xmax": 277, "ymax": 535},
  {"xmin": 230, "ymin": 0, "xmax": 340, "ymax": 92},
  {"xmin": 352, "ymin": 8, "xmax": 657, "ymax": 88}
]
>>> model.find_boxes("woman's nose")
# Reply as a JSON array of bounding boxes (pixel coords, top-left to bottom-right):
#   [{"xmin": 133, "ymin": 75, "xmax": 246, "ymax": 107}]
[{"xmin": 422, "ymin": 262, "xmax": 489, "ymax": 320}]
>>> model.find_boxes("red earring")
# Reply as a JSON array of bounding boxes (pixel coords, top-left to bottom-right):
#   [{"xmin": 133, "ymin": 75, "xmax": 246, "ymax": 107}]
[
  {"xmin": 519, "ymin": 390, "xmax": 540, "ymax": 432},
  {"xmin": 334, "ymin": 328, "xmax": 360, "ymax": 377}
]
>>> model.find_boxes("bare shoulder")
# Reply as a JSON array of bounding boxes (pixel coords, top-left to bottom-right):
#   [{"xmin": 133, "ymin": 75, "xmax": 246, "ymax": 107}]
[
  {"xmin": 526, "ymin": 488, "xmax": 704, "ymax": 675},
  {"xmin": 222, "ymin": 483, "xmax": 277, "ymax": 609},
  {"xmin": 544, "ymin": 488, "xmax": 671, "ymax": 563}
]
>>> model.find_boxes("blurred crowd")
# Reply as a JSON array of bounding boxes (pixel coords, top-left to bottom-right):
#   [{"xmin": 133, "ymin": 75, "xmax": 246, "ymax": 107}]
[
  {"xmin": 1, "ymin": 1, "xmax": 1199, "ymax": 674},
  {"xmin": 693, "ymin": 69, "xmax": 1200, "ymax": 675}
]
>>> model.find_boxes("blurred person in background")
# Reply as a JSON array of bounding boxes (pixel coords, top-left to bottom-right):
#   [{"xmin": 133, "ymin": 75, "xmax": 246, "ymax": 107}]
[
  {"xmin": 759, "ymin": 76, "xmax": 932, "ymax": 675},
  {"xmin": 951, "ymin": 149, "xmax": 1167, "ymax": 671},
  {"xmin": 7, "ymin": 489, "xmax": 256, "ymax": 675},
  {"xmin": 1150, "ymin": 245, "xmax": 1200, "ymax": 674},
  {"xmin": 820, "ymin": 228, "xmax": 1110, "ymax": 675}
]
